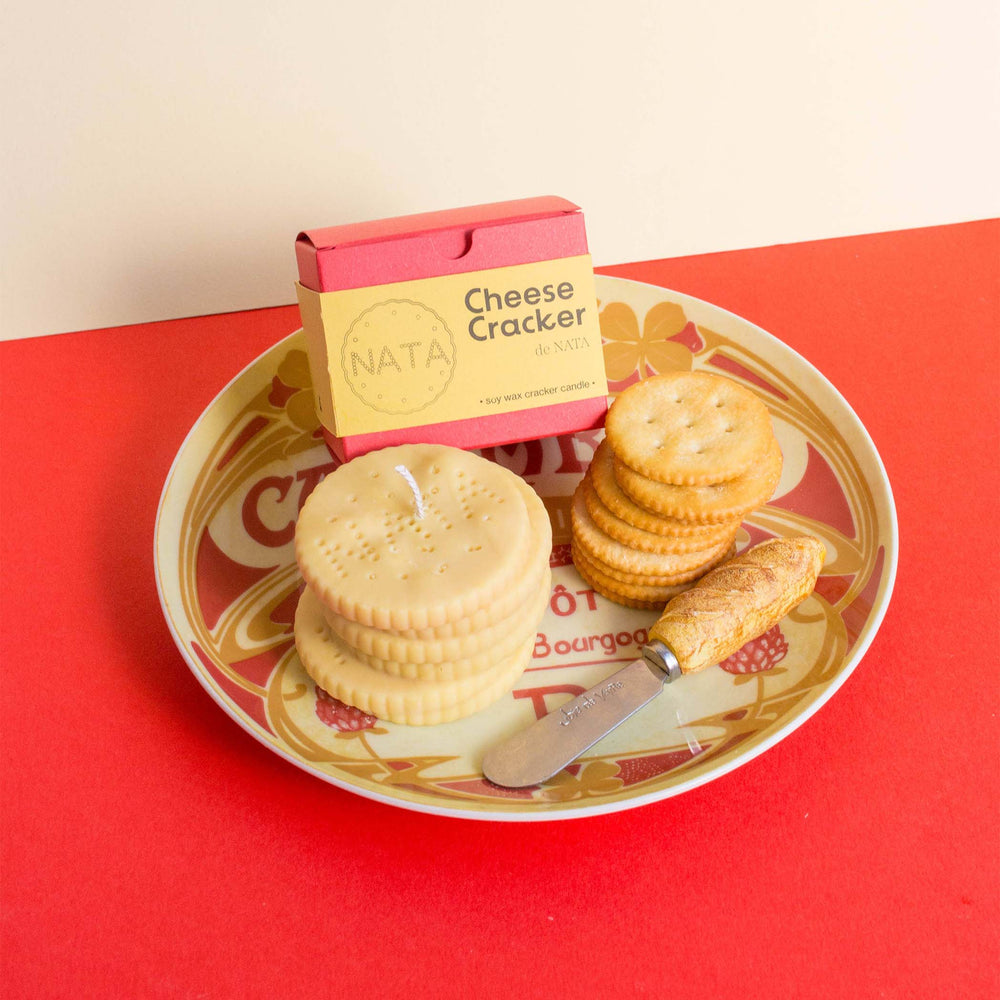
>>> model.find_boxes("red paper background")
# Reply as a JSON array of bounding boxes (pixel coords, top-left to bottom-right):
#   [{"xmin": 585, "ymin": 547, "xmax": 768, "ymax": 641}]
[{"xmin": 2, "ymin": 220, "xmax": 997, "ymax": 999}]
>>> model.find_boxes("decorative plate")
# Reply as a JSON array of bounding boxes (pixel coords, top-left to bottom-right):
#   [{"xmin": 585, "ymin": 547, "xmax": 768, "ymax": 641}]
[{"xmin": 155, "ymin": 276, "xmax": 897, "ymax": 820}]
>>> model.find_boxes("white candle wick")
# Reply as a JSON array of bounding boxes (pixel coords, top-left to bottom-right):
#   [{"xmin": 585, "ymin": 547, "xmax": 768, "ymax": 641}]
[{"xmin": 394, "ymin": 464, "xmax": 426, "ymax": 519}]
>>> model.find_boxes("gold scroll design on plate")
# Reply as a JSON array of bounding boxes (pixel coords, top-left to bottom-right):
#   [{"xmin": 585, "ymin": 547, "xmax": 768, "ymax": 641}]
[{"xmin": 178, "ymin": 337, "xmax": 327, "ymax": 723}]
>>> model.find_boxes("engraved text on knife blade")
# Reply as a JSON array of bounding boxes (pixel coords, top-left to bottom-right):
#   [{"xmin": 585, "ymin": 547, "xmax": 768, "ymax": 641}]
[{"xmin": 559, "ymin": 679, "xmax": 625, "ymax": 725}]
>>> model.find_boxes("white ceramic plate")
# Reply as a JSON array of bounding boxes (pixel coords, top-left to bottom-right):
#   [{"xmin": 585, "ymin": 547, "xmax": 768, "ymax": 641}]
[{"xmin": 155, "ymin": 276, "xmax": 897, "ymax": 821}]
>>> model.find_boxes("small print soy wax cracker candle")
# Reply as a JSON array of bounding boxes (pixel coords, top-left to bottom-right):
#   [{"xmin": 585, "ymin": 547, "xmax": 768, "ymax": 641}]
[
  {"xmin": 294, "ymin": 197, "xmax": 608, "ymax": 461},
  {"xmin": 293, "ymin": 443, "xmax": 552, "ymax": 725}
]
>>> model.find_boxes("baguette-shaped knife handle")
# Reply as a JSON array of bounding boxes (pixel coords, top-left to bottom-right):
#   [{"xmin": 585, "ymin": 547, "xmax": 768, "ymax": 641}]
[{"xmin": 648, "ymin": 536, "xmax": 825, "ymax": 675}]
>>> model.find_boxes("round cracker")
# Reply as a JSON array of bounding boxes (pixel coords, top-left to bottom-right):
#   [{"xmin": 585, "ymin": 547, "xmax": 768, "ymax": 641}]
[
  {"xmin": 571, "ymin": 485, "xmax": 736, "ymax": 582},
  {"xmin": 571, "ymin": 542, "xmax": 693, "ymax": 610},
  {"xmin": 613, "ymin": 435, "xmax": 783, "ymax": 524},
  {"xmin": 605, "ymin": 372, "xmax": 774, "ymax": 485},
  {"xmin": 590, "ymin": 440, "xmax": 736, "ymax": 538},
  {"xmin": 582, "ymin": 470, "xmax": 738, "ymax": 554},
  {"xmin": 574, "ymin": 532, "xmax": 737, "ymax": 588}
]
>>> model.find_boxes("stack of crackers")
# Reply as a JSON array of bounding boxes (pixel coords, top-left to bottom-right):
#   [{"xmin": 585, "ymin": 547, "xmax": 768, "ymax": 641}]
[
  {"xmin": 572, "ymin": 371, "xmax": 783, "ymax": 609},
  {"xmin": 294, "ymin": 444, "xmax": 551, "ymax": 725}
]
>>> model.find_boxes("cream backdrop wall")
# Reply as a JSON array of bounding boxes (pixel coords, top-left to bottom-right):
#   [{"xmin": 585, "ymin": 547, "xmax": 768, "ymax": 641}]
[{"xmin": 2, "ymin": 1, "xmax": 998, "ymax": 341}]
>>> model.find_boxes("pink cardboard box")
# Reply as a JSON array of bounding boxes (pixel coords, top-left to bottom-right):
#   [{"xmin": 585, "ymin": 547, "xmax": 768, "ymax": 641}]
[{"xmin": 295, "ymin": 196, "xmax": 608, "ymax": 461}]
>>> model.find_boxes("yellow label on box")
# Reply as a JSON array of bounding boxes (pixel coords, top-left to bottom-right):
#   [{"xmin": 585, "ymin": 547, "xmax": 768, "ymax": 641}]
[{"xmin": 296, "ymin": 254, "xmax": 607, "ymax": 437}]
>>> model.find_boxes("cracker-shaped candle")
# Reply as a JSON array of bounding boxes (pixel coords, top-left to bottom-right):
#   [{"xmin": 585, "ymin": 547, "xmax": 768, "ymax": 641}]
[{"xmin": 294, "ymin": 444, "xmax": 551, "ymax": 725}]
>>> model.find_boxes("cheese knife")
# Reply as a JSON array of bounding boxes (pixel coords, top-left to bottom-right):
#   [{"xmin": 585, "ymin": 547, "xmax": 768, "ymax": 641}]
[{"xmin": 481, "ymin": 535, "xmax": 825, "ymax": 788}]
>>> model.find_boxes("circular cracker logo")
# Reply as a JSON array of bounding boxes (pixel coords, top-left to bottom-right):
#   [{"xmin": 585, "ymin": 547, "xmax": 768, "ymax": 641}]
[{"xmin": 340, "ymin": 299, "xmax": 456, "ymax": 415}]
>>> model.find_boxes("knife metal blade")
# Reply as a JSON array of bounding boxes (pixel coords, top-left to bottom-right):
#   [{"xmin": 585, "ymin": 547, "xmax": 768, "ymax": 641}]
[{"xmin": 481, "ymin": 642, "xmax": 680, "ymax": 788}]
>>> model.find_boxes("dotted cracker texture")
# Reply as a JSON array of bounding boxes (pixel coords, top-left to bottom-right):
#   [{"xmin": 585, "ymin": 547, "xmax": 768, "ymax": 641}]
[
  {"xmin": 605, "ymin": 371, "xmax": 774, "ymax": 486},
  {"xmin": 294, "ymin": 444, "xmax": 547, "ymax": 630}
]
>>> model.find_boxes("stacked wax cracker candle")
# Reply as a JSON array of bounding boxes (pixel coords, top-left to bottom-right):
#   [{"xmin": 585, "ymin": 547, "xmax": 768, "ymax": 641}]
[
  {"xmin": 572, "ymin": 372, "xmax": 783, "ymax": 609},
  {"xmin": 293, "ymin": 444, "xmax": 551, "ymax": 725}
]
